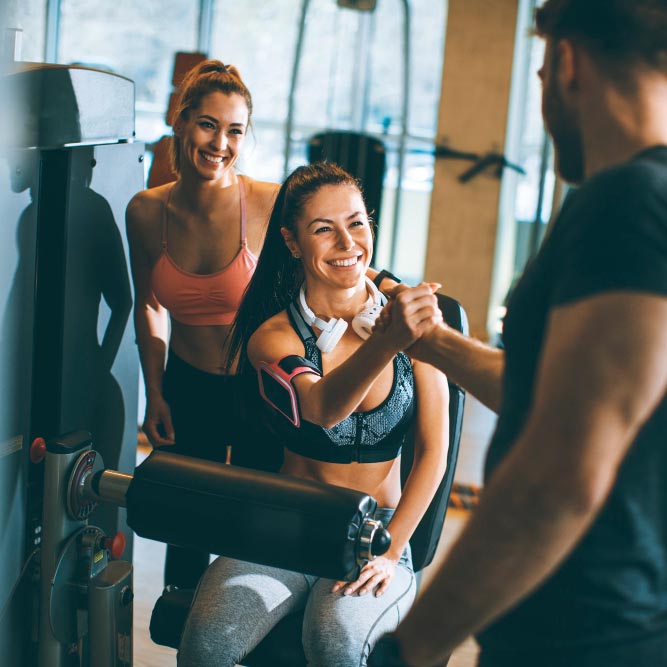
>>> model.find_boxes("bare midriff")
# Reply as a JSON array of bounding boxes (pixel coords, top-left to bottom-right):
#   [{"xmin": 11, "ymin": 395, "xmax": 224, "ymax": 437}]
[
  {"xmin": 169, "ymin": 319, "xmax": 239, "ymax": 375},
  {"xmin": 281, "ymin": 448, "xmax": 402, "ymax": 508}
]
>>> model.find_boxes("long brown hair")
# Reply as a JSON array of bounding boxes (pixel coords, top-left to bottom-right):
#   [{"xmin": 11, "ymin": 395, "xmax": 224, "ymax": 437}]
[{"xmin": 226, "ymin": 162, "xmax": 363, "ymax": 374}]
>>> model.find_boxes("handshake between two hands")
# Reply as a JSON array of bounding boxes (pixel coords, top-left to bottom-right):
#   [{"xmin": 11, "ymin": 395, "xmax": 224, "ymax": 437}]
[{"xmin": 372, "ymin": 282, "xmax": 444, "ymax": 358}]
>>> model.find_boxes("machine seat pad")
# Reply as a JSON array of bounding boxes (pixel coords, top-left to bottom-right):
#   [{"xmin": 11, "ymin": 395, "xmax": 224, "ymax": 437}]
[{"xmin": 149, "ymin": 586, "xmax": 194, "ymax": 649}]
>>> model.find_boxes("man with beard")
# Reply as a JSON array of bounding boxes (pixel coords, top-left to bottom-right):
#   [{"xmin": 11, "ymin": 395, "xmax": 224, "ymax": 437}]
[{"xmin": 368, "ymin": 1, "xmax": 667, "ymax": 666}]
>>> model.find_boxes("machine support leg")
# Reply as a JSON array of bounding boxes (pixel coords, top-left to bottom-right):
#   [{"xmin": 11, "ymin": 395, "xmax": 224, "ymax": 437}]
[
  {"xmin": 89, "ymin": 561, "xmax": 133, "ymax": 667},
  {"xmin": 37, "ymin": 431, "xmax": 133, "ymax": 667},
  {"xmin": 38, "ymin": 434, "xmax": 94, "ymax": 667}
]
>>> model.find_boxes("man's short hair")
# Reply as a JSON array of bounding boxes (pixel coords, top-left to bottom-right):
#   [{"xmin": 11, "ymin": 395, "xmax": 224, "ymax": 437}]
[{"xmin": 535, "ymin": 0, "xmax": 667, "ymax": 74}]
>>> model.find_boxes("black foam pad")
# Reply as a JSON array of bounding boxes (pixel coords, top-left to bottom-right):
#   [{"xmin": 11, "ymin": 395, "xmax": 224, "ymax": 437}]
[{"xmin": 126, "ymin": 451, "xmax": 378, "ymax": 581}]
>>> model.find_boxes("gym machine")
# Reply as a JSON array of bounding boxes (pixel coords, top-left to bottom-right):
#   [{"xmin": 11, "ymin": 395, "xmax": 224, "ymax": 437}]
[
  {"xmin": 32, "ymin": 430, "xmax": 391, "ymax": 667},
  {"xmin": 0, "ymin": 62, "xmax": 142, "ymax": 665},
  {"xmin": 149, "ymin": 293, "xmax": 468, "ymax": 667}
]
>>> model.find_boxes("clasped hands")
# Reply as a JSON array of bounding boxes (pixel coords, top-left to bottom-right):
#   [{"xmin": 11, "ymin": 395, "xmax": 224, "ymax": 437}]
[{"xmin": 372, "ymin": 282, "xmax": 444, "ymax": 358}]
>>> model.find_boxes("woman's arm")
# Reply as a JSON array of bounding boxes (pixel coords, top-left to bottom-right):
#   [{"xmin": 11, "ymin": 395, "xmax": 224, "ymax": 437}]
[
  {"xmin": 384, "ymin": 361, "xmax": 450, "ymax": 560},
  {"xmin": 248, "ymin": 284, "xmax": 442, "ymax": 428},
  {"xmin": 126, "ymin": 197, "xmax": 174, "ymax": 446},
  {"xmin": 335, "ymin": 361, "xmax": 450, "ymax": 597}
]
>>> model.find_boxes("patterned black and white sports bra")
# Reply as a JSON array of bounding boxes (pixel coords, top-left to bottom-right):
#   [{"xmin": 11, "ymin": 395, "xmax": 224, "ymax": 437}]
[{"xmin": 271, "ymin": 299, "xmax": 415, "ymax": 464}]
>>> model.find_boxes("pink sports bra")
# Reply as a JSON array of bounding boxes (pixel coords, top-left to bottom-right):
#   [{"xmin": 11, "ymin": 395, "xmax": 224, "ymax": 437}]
[{"xmin": 151, "ymin": 177, "xmax": 258, "ymax": 326}]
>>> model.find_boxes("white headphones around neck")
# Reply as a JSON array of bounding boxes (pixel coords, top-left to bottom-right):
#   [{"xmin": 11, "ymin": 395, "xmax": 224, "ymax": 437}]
[{"xmin": 297, "ymin": 277, "xmax": 387, "ymax": 353}]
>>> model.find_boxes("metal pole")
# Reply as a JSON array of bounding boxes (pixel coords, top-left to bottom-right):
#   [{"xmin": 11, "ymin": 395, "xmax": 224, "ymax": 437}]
[
  {"xmin": 197, "ymin": 0, "xmax": 214, "ymax": 55},
  {"xmin": 388, "ymin": 0, "xmax": 411, "ymax": 272},
  {"xmin": 359, "ymin": 10, "xmax": 377, "ymax": 132},
  {"xmin": 284, "ymin": 0, "xmax": 312, "ymax": 179},
  {"xmin": 88, "ymin": 471, "xmax": 133, "ymax": 508},
  {"xmin": 44, "ymin": 0, "xmax": 61, "ymax": 63},
  {"xmin": 351, "ymin": 11, "xmax": 372, "ymax": 131},
  {"xmin": 326, "ymin": 10, "xmax": 341, "ymax": 129}
]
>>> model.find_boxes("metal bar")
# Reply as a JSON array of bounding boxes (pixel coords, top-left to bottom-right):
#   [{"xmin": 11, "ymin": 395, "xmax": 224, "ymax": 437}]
[
  {"xmin": 283, "ymin": 0, "xmax": 312, "ymax": 179},
  {"xmin": 351, "ymin": 10, "xmax": 372, "ymax": 131},
  {"xmin": 326, "ymin": 10, "xmax": 341, "ymax": 129},
  {"xmin": 44, "ymin": 0, "xmax": 61, "ymax": 63},
  {"xmin": 197, "ymin": 0, "xmax": 214, "ymax": 56},
  {"xmin": 234, "ymin": 114, "xmax": 436, "ymax": 145},
  {"xmin": 94, "ymin": 471, "xmax": 132, "ymax": 508},
  {"xmin": 388, "ymin": 0, "xmax": 411, "ymax": 272},
  {"xmin": 360, "ymin": 9, "xmax": 377, "ymax": 131}
]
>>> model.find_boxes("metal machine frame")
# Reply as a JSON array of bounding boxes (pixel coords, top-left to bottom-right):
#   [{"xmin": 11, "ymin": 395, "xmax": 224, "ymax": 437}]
[{"xmin": 33, "ymin": 431, "xmax": 391, "ymax": 667}]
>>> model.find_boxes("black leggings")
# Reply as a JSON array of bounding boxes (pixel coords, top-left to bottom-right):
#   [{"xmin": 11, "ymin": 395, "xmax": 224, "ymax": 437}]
[{"xmin": 160, "ymin": 351, "xmax": 280, "ymax": 588}]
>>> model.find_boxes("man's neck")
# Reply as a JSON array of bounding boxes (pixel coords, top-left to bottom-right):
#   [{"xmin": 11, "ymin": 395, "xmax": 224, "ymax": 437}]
[{"xmin": 582, "ymin": 73, "xmax": 667, "ymax": 178}]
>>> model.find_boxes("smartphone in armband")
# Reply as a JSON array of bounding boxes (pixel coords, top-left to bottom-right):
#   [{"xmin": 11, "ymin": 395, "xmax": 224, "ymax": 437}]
[{"xmin": 257, "ymin": 356, "xmax": 321, "ymax": 427}]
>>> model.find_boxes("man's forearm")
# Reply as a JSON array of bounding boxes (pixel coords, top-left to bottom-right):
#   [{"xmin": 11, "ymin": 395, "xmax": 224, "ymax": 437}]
[
  {"xmin": 394, "ymin": 425, "xmax": 611, "ymax": 666},
  {"xmin": 412, "ymin": 324, "xmax": 504, "ymax": 413},
  {"xmin": 392, "ymin": 294, "xmax": 667, "ymax": 666}
]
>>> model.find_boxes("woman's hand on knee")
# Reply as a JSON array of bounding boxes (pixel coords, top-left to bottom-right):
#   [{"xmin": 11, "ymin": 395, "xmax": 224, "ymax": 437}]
[{"xmin": 331, "ymin": 556, "xmax": 398, "ymax": 598}]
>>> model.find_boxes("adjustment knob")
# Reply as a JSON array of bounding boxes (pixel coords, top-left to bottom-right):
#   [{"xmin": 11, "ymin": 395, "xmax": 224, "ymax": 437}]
[
  {"xmin": 30, "ymin": 437, "xmax": 46, "ymax": 464},
  {"xmin": 357, "ymin": 517, "xmax": 392, "ymax": 563},
  {"xmin": 120, "ymin": 585, "xmax": 134, "ymax": 607},
  {"xmin": 103, "ymin": 532, "xmax": 126, "ymax": 559},
  {"xmin": 371, "ymin": 527, "xmax": 391, "ymax": 557}
]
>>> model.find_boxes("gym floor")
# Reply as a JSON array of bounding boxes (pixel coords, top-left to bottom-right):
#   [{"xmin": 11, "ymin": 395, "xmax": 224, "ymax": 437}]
[{"xmin": 132, "ymin": 396, "xmax": 496, "ymax": 667}]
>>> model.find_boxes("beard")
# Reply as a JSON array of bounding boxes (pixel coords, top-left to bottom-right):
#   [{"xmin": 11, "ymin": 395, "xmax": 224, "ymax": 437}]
[{"xmin": 543, "ymin": 75, "xmax": 585, "ymax": 185}]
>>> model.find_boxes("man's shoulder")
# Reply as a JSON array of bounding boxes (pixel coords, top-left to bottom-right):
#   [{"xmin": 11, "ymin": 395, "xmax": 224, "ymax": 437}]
[
  {"xmin": 585, "ymin": 147, "xmax": 667, "ymax": 198},
  {"xmin": 561, "ymin": 148, "xmax": 667, "ymax": 230}
]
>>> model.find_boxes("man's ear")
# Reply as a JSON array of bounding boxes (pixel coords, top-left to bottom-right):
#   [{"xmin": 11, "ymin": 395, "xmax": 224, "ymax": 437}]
[
  {"xmin": 556, "ymin": 38, "xmax": 578, "ymax": 91},
  {"xmin": 281, "ymin": 227, "xmax": 301, "ymax": 257}
]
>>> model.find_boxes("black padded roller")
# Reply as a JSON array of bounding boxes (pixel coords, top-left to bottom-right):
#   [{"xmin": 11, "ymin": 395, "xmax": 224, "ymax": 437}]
[{"xmin": 126, "ymin": 450, "xmax": 379, "ymax": 580}]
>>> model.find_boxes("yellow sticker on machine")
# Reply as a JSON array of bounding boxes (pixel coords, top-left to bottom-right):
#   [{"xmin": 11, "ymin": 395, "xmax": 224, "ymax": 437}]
[{"xmin": 93, "ymin": 550, "xmax": 104, "ymax": 564}]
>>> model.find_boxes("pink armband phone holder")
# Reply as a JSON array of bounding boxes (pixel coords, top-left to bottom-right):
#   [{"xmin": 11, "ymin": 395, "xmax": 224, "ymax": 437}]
[{"xmin": 257, "ymin": 355, "xmax": 321, "ymax": 427}]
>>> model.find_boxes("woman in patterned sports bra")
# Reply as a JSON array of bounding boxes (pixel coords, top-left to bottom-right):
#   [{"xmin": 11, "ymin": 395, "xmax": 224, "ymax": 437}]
[
  {"xmin": 125, "ymin": 60, "xmax": 280, "ymax": 589},
  {"xmin": 178, "ymin": 163, "xmax": 450, "ymax": 667}
]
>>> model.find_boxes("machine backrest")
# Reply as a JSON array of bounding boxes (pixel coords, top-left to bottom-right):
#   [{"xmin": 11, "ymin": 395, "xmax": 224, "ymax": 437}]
[
  {"xmin": 402, "ymin": 293, "xmax": 467, "ymax": 571},
  {"xmin": 307, "ymin": 130, "xmax": 386, "ymax": 231}
]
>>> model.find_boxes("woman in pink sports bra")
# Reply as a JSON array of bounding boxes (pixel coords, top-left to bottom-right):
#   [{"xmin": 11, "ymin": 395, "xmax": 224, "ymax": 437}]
[
  {"xmin": 126, "ymin": 60, "xmax": 280, "ymax": 589},
  {"xmin": 126, "ymin": 60, "xmax": 403, "ymax": 591}
]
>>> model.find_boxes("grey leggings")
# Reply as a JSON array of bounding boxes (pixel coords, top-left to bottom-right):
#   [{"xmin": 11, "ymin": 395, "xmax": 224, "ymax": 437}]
[{"xmin": 178, "ymin": 509, "xmax": 416, "ymax": 667}]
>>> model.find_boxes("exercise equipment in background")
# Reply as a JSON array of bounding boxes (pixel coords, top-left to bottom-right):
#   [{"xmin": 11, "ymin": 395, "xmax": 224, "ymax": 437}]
[{"xmin": 285, "ymin": 0, "xmax": 411, "ymax": 267}]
